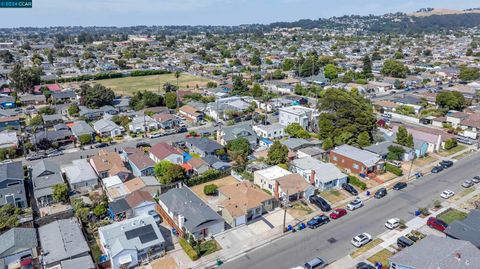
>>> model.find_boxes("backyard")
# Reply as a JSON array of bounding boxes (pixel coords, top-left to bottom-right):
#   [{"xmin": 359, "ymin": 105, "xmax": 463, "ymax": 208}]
[
  {"xmin": 92, "ymin": 72, "xmax": 214, "ymax": 95},
  {"xmin": 437, "ymin": 208, "xmax": 468, "ymax": 224}
]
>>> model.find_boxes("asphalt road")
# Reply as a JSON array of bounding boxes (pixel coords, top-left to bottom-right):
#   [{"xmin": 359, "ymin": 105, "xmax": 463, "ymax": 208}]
[{"xmin": 223, "ymin": 152, "xmax": 480, "ymax": 269}]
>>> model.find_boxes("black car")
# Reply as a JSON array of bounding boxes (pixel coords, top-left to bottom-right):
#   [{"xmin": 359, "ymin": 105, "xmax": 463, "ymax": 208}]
[
  {"xmin": 374, "ymin": 187, "xmax": 387, "ymax": 199},
  {"xmin": 136, "ymin": 142, "xmax": 151, "ymax": 148},
  {"xmin": 342, "ymin": 183, "xmax": 358, "ymax": 196},
  {"xmin": 397, "ymin": 236, "xmax": 414, "ymax": 248},
  {"xmin": 95, "ymin": 142, "xmax": 109, "ymax": 148},
  {"xmin": 307, "ymin": 214, "xmax": 330, "ymax": 229},
  {"xmin": 431, "ymin": 165, "xmax": 444, "ymax": 173},
  {"xmin": 356, "ymin": 262, "xmax": 375, "ymax": 269},
  {"xmin": 393, "ymin": 182, "xmax": 407, "ymax": 190},
  {"xmin": 440, "ymin": 160, "xmax": 453, "ymax": 169},
  {"xmin": 309, "ymin": 196, "xmax": 331, "ymax": 212}
]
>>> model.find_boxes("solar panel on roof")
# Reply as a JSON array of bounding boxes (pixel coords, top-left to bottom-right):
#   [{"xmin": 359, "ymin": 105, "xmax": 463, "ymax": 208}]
[{"xmin": 124, "ymin": 224, "xmax": 158, "ymax": 244}]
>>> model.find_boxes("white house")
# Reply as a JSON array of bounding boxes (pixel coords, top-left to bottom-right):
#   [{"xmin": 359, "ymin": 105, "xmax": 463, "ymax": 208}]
[
  {"xmin": 279, "ymin": 105, "xmax": 319, "ymax": 131},
  {"xmin": 253, "ymin": 123, "xmax": 285, "ymax": 140},
  {"xmin": 62, "ymin": 159, "xmax": 98, "ymax": 193},
  {"xmin": 148, "ymin": 142, "xmax": 183, "ymax": 164},
  {"xmin": 253, "ymin": 165, "xmax": 292, "ymax": 194},
  {"xmin": 93, "ymin": 119, "xmax": 121, "ymax": 137},
  {"xmin": 290, "ymin": 156, "xmax": 348, "ymax": 191},
  {"xmin": 128, "ymin": 115, "xmax": 159, "ymax": 133},
  {"xmin": 125, "ymin": 190, "xmax": 157, "ymax": 217}
]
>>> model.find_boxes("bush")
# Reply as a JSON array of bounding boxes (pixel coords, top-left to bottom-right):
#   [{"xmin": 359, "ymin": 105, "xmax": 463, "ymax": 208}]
[
  {"xmin": 203, "ymin": 184, "xmax": 218, "ymax": 196},
  {"xmin": 385, "ymin": 163, "xmax": 403, "ymax": 176},
  {"xmin": 179, "ymin": 238, "xmax": 198, "ymax": 261},
  {"xmin": 348, "ymin": 175, "xmax": 367, "ymax": 190},
  {"xmin": 186, "ymin": 169, "xmax": 226, "ymax": 186},
  {"xmin": 444, "ymin": 138, "xmax": 457, "ymax": 150}
]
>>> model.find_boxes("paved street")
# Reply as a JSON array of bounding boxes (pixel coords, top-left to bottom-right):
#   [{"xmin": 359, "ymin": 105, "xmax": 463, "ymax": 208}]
[{"xmin": 223, "ymin": 152, "xmax": 480, "ymax": 269}]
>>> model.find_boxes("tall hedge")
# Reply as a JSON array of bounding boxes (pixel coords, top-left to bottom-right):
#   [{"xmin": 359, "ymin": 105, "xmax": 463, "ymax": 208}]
[
  {"xmin": 179, "ymin": 238, "xmax": 198, "ymax": 261},
  {"xmin": 348, "ymin": 175, "xmax": 367, "ymax": 190},
  {"xmin": 385, "ymin": 163, "xmax": 403, "ymax": 176}
]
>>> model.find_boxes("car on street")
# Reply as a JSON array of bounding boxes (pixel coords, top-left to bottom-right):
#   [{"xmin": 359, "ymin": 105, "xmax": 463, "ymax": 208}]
[
  {"xmin": 307, "ymin": 214, "xmax": 330, "ymax": 229},
  {"xmin": 356, "ymin": 262, "xmax": 375, "ymax": 269},
  {"xmin": 427, "ymin": 217, "xmax": 448, "ymax": 232},
  {"xmin": 148, "ymin": 133, "xmax": 163, "ymax": 138},
  {"xmin": 462, "ymin": 180, "xmax": 474, "ymax": 188},
  {"xmin": 329, "ymin": 208, "xmax": 347, "ymax": 220},
  {"xmin": 95, "ymin": 142, "xmax": 109, "ymax": 148},
  {"xmin": 472, "ymin": 176, "xmax": 480, "ymax": 184},
  {"xmin": 393, "ymin": 182, "xmax": 407, "ymax": 190},
  {"xmin": 26, "ymin": 154, "xmax": 44, "ymax": 161},
  {"xmin": 385, "ymin": 218, "xmax": 400, "ymax": 229},
  {"xmin": 374, "ymin": 187, "xmax": 387, "ymax": 199},
  {"xmin": 440, "ymin": 190, "xmax": 455, "ymax": 199},
  {"xmin": 440, "ymin": 160, "xmax": 453, "ymax": 169},
  {"xmin": 431, "ymin": 165, "xmax": 443, "ymax": 173},
  {"xmin": 347, "ymin": 198, "xmax": 363, "ymax": 211},
  {"xmin": 47, "ymin": 150, "xmax": 63, "ymax": 158},
  {"xmin": 303, "ymin": 257, "xmax": 327, "ymax": 269},
  {"xmin": 342, "ymin": 183, "xmax": 358, "ymax": 196},
  {"xmin": 351, "ymin": 233, "xmax": 372, "ymax": 248},
  {"xmin": 136, "ymin": 142, "xmax": 151, "ymax": 148},
  {"xmin": 309, "ymin": 196, "xmax": 331, "ymax": 212}
]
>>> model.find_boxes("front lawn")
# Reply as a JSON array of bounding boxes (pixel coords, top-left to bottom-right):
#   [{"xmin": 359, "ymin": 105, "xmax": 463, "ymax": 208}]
[
  {"xmin": 437, "ymin": 208, "xmax": 468, "ymax": 224},
  {"xmin": 367, "ymin": 249, "xmax": 393, "ymax": 267},
  {"xmin": 350, "ymin": 238, "xmax": 383, "ymax": 258},
  {"xmin": 199, "ymin": 239, "xmax": 221, "ymax": 257},
  {"xmin": 320, "ymin": 189, "xmax": 348, "ymax": 204},
  {"xmin": 437, "ymin": 145, "xmax": 467, "ymax": 157}
]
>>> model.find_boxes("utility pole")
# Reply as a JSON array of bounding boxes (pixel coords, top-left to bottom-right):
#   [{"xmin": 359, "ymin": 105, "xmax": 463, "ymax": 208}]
[{"xmin": 282, "ymin": 190, "xmax": 289, "ymax": 233}]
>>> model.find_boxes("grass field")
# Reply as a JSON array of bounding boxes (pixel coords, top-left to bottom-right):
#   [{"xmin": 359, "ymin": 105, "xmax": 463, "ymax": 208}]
[
  {"xmin": 367, "ymin": 249, "xmax": 393, "ymax": 267},
  {"xmin": 437, "ymin": 208, "xmax": 468, "ymax": 224},
  {"xmin": 94, "ymin": 73, "xmax": 213, "ymax": 95},
  {"xmin": 437, "ymin": 144, "xmax": 467, "ymax": 157}
]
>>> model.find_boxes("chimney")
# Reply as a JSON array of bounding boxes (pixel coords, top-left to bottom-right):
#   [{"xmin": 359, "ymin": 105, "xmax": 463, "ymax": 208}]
[
  {"xmin": 178, "ymin": 214, "xmax": 185, "ymax": 229},
  {"xmin": 274, "ymin": 181, "xmax": 279, "ymax": 200},
  {"xmin": 310, "ymin": 170, "xmax": 316, "ymax": 185}
]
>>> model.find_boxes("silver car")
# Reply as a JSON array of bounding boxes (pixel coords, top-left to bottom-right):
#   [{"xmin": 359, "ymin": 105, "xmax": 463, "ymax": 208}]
[{"xmin": 462, "ymin": 180, "xmax": 474, "ymax": 188}]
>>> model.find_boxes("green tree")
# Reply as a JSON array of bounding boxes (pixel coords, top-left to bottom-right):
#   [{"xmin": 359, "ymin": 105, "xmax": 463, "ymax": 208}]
[
  {"xmin": 8, "ymin": 63, "xmax": 42, "ymax": 93},
  {"xmin": 0, "ymin": 204, "xmax": 22, "ymax": 231},
  {"xmin": 396, "ymin": 126, "xmax": 409, "ymax": 146},
  {"xmin": 76, "ymin": 207, "xmax": 89, "ymax": 223},
  {"xmin": 444, "ymin": 138, "xmax": 458, "ymax": 150},
  {"xmin": 111, "ymin": 115, "xmax": 131, "ymax": 130},
  {"xmin": 52, "ymin": 183, "xmax": 69, "ymax": 203},
  {"xmin": 362, "ymin": 54, "xmax": 372, "ymax": 76},
  {"xmin": 357, "ymin": 131, "xmax": 371, "ymax": 147},
  {"xmin": 0, "ymin": 50, "xmax": 14, "ymax": 63},
  {"xmin": 387, "ymin": 145, "xmax": 405, "ymax": 160},
  {"xmin": 324, "ymin": 64, "xmax": 338, "ymax": 80},
  {"xmin": 284, "ymin": 123, "xmax": 310, "ymax": 139},
  {"xmin": 79, "ymin": 134, "xmax": 92, "ymax": 145},
  {"xmin": 381, "ymin": 59, "xmax": 409, "ymax": 78},
  {"xmin": 226, "ymin": 138, "xmax": 250, "ymax": 157},
  {"xmin": 93, "ymin": 204, "xmax": 108, "ymax": 217},
  {"xmin": 154, "ymin": 161, "xmax": 185, "ymax": 184},
  {"xmin": 79, "ymin": 83, "xmax": 115, "ymax": 108},
  {"xmin": 267, "ymin": 140, "xmax": 288, "ymax": 165},
  {"xmin": 435, "ymin": 91, "xmax": 465, "ymax": 110},
  {"xmin": 282, "ymin": 58, "xmax": 295, "ymax": 71},
  {"xmin": 250, "ymin": 53, "xmax": 261, "ymax": 66},
  {"xmin": 165, "ymin": 92, "xmax": 178, "ymax": 109},
  {"xmin": 406, "ymin": 134, "xmax": 414, "ymax": 148},
  {"xmin": 68, "ymin": 104, "xmax": 80, "ymax": 115},
  {"xmin": 29, "ymin": 115, "xmax": 43, "ymax": 126},
  {"xmin": 203, "ymin": 184, "xmax": 218, "ymax": 196},
  {"xmin": 322, "ymin": 137, "xmax": 334, "ymax": 150},
  {"xmin": 232, "ymin": 76, "xmax": 248, "ymax": 95},
  {"xmin": 459, "ymin": 66, "xmax": 480, "ymax": 82},
  {"xmin": 251, "ymin": 83, "xmax": 263, "ymax": 98}
]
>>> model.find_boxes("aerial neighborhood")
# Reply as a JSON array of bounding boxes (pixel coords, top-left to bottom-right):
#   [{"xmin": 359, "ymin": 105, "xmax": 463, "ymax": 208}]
[{"xmin": 1, "ymin": 4, "xmax": 480, "ymax": 269}]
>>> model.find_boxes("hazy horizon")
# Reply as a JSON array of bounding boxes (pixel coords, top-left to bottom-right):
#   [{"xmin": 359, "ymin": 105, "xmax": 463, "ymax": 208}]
[{"xmin": 0, "ymin": 0, "xmax": 479, "ymax": 28}]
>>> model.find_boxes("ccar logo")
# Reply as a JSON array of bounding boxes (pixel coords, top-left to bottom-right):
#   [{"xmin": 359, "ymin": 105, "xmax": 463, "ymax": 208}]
[{"xmin": 0, "ymin": 0, "xmax": 32, "ymax": 8}]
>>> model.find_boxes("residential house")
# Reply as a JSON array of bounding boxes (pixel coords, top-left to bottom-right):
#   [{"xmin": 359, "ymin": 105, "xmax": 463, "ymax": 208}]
[
  {"xmin": 38, "ymin": 218, "xmax": 92, "ymax": 268},
  {"xmin": 373, "ymin": 100, "xmax": 400, "ymax": 113},
  {"xmin": 391, "ymin": 96, "xmax": 423, "ymax": 114},
  {"xmin": 274, "ymin": 173, "xmax": 316, "ymax": 201},
  {"xmin": 179, "ymin": 105, "xmax": 204, "ymax": 123},
  {"xmin": 70, "ymin": 120, "xmax": 95, "ymax": 139},
  {"xmin": 218, "ymin": 123, "xmax": 258, "ymax": 147},
  {"xmin": 253, "ymin": 123, "xmax": 285, "ymax": 140},
  {"xmin": 187, "ymin": 158, "xmax": 209, "ymax": 176},
  {"xmin": 108, "ymin": 198, "xmax": 132, "ymax": 221},
  {"xmin": 33, "ymin": 84, "xmax": 62, "ymax": 94},
  {"xmin": 31, "ymin": 160, "xmax": 64, "ymax": 207},
  {"xmin": 19, "ymin": 94, "xmax": 46, "ymax": 106},
  {"xmin": 218, "ymin": 182, "xmax": 275, "ymax": 227},
  {"xmin": 365, "ymin": 141, "xmax": 416, "ymax": 161},
  {"xmin": 51, "ymin": 90, "xmax": 77, "ymax": 103},
  {"xmin": 291, "ymin": 157, "xmax": 348, "ymax": 191},
  {"xmin": 79, "ymin": 105, "xmax": 117, "ymax": 120},
  {"xmin": 138, "ymin": 176, "xmax": 162, "ymax": 197},
  {"xmin": 98, "ymin": 215, "xmax": 165, "ymax": 269},
  {"xmin": 0, "ymin": 161, "xmax": 27, "ymax": 208},
  {"xmin": 0, "ymin": 131, "xmax": 18, "ymax": 149},
  {"xmin": 279, "ymin": 105, "xmax": 319, "ymax": 131},
  {"xmin": 267, "ymin": 81, "xmax": 294, "ymax": 94},
  {"xmin": 445, "ymin": 209, "xmax": 480, "ymax": 248},
  {"xmin": 0, "ymin": 228, "xmax": 38, "ymax": 269},
  {"xmin": 0, "ymin": 116, "xmax": 20, "ymax": 131},
  {"xmin": 185, "ymin": 137, "xmax": 223, "ymax": 158},
  {"xmin": 152, "ymin": 113, "xmax": 180, "ymax": 130},
  {"xmin": 42, "ymin": 114, "xmax": 64, "ymax": 127},
  {"xmin": 60, "ymin": 256, "xmax": 95, "ymax": 269},
  {"xmin": 281, "ymin": 138, "xmax": 321, "ymax": 151},
  {"xmin": 128, "ymin": 115, "xmax": 159, "ymax": 133},
  {"xmin": 330, "ymin": 144, "xmax": 384, "ymax": 175},
  {"xmin": 123, "ymin": 177, "xmax": 146, "ymax": 194},
  {"xmin": 62, "ymin": 159, "xmax": 98, "ymax": 193},
  {"xmin": 366, "ymin": 81, "xmax": 393, "ymax": 93},
  {"xmin": 157, "ymin": 187, "xmax": 224, "ymax": 240},
  {"xmin": 389, "ymin": 236, "xmax": 480, "ymax": 269},
  {"xmin": 125, "ymin": 190, "xmax": 156, "ymax": 217},
  {"xmin": 112, "ymin": 97, "xmax": 130, "ymax": 112},
  {"xmin": 297, "ymin": 146, "xmax": 326, "ymax": 160},
  {"xmin": 102, "ymin": 176, "xmax": 129, "ymax": 202},
  {"xmin": 90, "ymin": 150, "xmax": 130, "ymax": 180},
  {"xmin": 32, "ymin": 128, "xmax": 73, "ymax": 146},
  {"xmin": 93, "ymin": 119, "xmax": 122, "ymax": 138},
  {"xmin": 391, "ymin": 124, "xmax": 455, "ymax": 152},
  {"xmin": 254, "ymin": 165, "xmax": 292, "ymax": 194},
  {"xmin": 149, "ymin": 142, "xmax": 183, "ymax": 164},
  {"xmin": 122, "ymin": 147, "xmax": 155, "ymax": 176},
  {"xmin": 202, "ymin": 155, "xmax": 231, "ymax": 172}
]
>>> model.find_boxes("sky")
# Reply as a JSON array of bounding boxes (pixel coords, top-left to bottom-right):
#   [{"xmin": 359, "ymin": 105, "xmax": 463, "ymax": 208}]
[{"xmin": 0, "ymin": 0, "xmax": 479, "ymax": 27}]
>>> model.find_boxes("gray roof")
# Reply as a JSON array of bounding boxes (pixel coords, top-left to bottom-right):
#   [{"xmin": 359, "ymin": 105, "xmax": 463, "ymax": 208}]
[
  {"xmin": 70, "ymin": 121, "xmax": 94, "ymax": 137},
  {"xmin": 32, "ymin": 160, "xmax": 64, "ymax": 197},
  {"xmin": 0, "ymin": 161, "xmax": 23, "ymax": 183},
  {"xmin": 297, "ymin": 146, "xmax": 325, "ymax": 157},
  {"xmin": 389, "ymin": 236, "xmax": 480, "ymax": 269},
  {"xmin": 38, "ymin": 218, "xmax": 90, "ymax": 265},
  {"xmin": 51, "ymin": 91, "xmax": 76, "ymax": 99},
  {"xmin": 63, "ymin": 159, "xmax": 98, "ymax": 185},
  {"xmin": 445, "ymin": 209, "xmax": 480, "ymax": 248},
  {"xmin": 159, "ymin": 187, "xmax": 223, "ymax": 233},
  {"xmin": 60, "ymin": 255, "xmax": 95, "ymax": 269},
  {"xmin": 42, "ymin": 114, "xmax": 63, "ymax": 122},
  {"xmin": 33, "ymin": 129, "xmax": 72, "ymax": 142},
  {"xmin": 0, "ymin": 228, "xmax": 37, "ymax": 258},
  {"xmin": 185, "ymin": 137, "xmax": 223, "ymax": 153},
  {"xmin": 98, "ymin": 215, "xmax": 164, "ymax": 258},
  {"xmin": 291, "ymin": 157, "xmax": 347, "ymax": 183},
  {"xmin": 281, "ymin": 138, "xmax": 320, "ymax": 150},
  {"xmin": 109, "ymin": 198, "xmax": 131, "ymax": 214},
  {"xmin": 139, "ymin": 176, "xmax": 161, "ymax": 187},
  {"xmin": 364, "ymin": 141, "xmax": 413, "ymax": 157},
  {"xmin": 93, "ymin": 119, "xmax": 119, "ymax": 132},
  {"xmin": 222, "ymin": 124, "xmax": 258, "ymax": 145},
  {"xmin": 332, "ymin": 144, "xmax": 382, "ymax": 167}
]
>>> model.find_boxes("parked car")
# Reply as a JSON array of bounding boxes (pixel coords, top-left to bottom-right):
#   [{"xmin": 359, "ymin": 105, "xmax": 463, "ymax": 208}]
[
  {"xmin": 356, "ymin": 262, "xmax": 375, "ymax": 269},
  {"xmin": 148, "ymin": 133, "xmax": 163, "ymax": 138},
  {"xmin": 387, "ymin": 160, "xmax": 402, "ymax": 168},
  {"xmin": 136, "ymin": 142, "xmax": 151, "ymax": 148},
  {"xmin": 385, "ymin": 218, "xmax": 401, "ymax": 229},
  {"xmin": 427, "ymin": 217, "xmax": 448, "ymax": 232},
  {"xmin": 351, "ymin": 233, "xmax": 372, "ymax": 248},
  {"xmin": 47, "ymin": 150, "xmax": 63, "ymax": 158},
  {"xmin": 397, "ymin": 236, "xmax": 414, "ymax": 248},
  {"xmin": 309, "ymin": 196, "xmax": 331, "ymax": 212},
  {"xmin": 303, "ymin": 257, "xmax": 327, "ymax": 269},
  {"xmin": 95, "ymin": 142, "xmax": 109, "ymax": 148},
  {"xmin": 307, "ymin": 215, "xmax": 330, "ymax": 229},
  {"xmin": 342, "ymin": 183, "xmax": 358, "ymax": 196},
  {"xmin": 393, "ymin": 182, "xmax": 407, "ymax": 190},
  {"xmin": 374, "ymin": 188, "xmax": 387, "ymax": 199},
  {"xmin": 347, "ymin": 198, "xmax": 363, "ymax": 211},
  {"xmin": 440, "ymin": 190, "xmax": 455, "ymax": 199},
  {"xmin": 472, "ymin": 176, "xmax": 480, "ymax": 184},
  {"xmin": 26, "ymin": 153, "xmax": 44, "ymax": 161},
  {"xmin": 462, "ymin": 180, "xmax": 474, "ymax": 188},
  {"xmin": 431, "ymin": 165, "xmax": 443, "ymax": 173},
  {"xmin": 329, "ymin": 209, "xmax": 347, "ymax": 220},
  {"xmin": 440, "ymin": 160, "xmax": 453, "ymax": 169}
]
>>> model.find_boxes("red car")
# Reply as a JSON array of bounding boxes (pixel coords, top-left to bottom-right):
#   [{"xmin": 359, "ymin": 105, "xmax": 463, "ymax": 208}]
[
  {"xmin": 329, "ymin": 208, "xmax": 347, "ymax": 219},
  {"xmin": 427, "ymin": 217, "xmax": 448, "ymax": 232}
]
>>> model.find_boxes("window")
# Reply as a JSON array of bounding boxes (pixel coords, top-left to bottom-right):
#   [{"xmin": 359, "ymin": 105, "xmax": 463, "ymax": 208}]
[
  {"xmin": 333, "ymin": 156, "xmax": 337, "ymax": 161},
  {"xmin": 268, "ymin": 184, "xmax": 272, "ymax": 190},
  {"xmin": 353, "ymin": 164, "xmax": 359, "ymax": 169}
]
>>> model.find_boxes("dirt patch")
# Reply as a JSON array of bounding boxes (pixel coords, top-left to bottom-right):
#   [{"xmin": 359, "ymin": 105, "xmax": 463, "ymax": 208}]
[
  {"xmin": 461, "ymin": 194, "xmax": 480, "ymax": 211},
  {"xmin": 376, "ymin": 172, "xmax": 397, "ymax": 183},
  {"xmin": 150, "ymin": 256, "xmax": 178, "ymax": 269},
  {"xmin": 412, "ymin": 155, "xmax": 437, "ymax": 168},
  {"xmin": 320, "ymin": 189, "xmax": 349, "ymax": 204},
  {"xmin": 190, "ymin": 176, "xmax": 240, "ymax": 202},
  {"xmin": 287, "ymin": 202, "xmax": 314, "ymax": 219}
]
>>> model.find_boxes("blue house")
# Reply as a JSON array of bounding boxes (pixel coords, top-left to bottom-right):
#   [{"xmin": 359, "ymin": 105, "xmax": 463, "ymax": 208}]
[
  {"xmin": 0, "ymin": 116, "xmax": 20, "ymax": 131},
  {"xmin": 413, "ymin": 139, "xmax": 429, "ymax": 158}
]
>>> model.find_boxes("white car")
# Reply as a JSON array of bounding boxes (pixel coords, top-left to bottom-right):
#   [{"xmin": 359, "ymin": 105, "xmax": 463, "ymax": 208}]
[
  {"xmin": 351, "ymin": 233, "xmax": 372, "ymax": 248},
  {"xmin": 385, "ymin": 218, "xmax": 400, "ymax": 229},
  {"xmin": 440, "ymin": 190, "xmax": 455, "ymax": 199},
  {"xmin": 347, "ymin": 198, "xmax": 363, "ymax": 211}
]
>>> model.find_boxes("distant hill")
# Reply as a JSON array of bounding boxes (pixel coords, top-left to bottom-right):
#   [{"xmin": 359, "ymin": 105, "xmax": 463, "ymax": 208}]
[{"xmin": 411, "ymin": 8, "xmax": 480, "ymax": 17}]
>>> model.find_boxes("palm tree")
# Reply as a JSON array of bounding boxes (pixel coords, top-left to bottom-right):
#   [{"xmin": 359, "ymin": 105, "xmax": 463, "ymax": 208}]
[{"xmin": 174, "ymin": 71, "xmax": 181, "ymax": 108}]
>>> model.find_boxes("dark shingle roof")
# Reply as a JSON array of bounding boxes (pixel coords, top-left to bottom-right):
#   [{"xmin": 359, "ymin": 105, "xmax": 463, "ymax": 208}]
[
  {"xmin": 0, "ymin": 228, "xmax": 37, "ymax": 258},
  {"xmin": 0, "ymin": 161, "xmax": 23, "ymax": 183},
  {"xmin": 445, "ymin": 209, "xmax": 480, "ymax": 248},
  {"xmin": 186, "ymin": 137, "xmax": 223, "ymax": 153}
]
